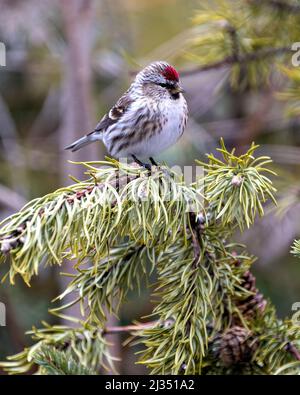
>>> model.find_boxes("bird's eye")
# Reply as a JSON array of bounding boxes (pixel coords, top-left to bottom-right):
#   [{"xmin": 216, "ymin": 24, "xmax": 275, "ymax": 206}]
[{"xmin": 158, "ymin": 82, "xmax": 172, "ymax": 89}]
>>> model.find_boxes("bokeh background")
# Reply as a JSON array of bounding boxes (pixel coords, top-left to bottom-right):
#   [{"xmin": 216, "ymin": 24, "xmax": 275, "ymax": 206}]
[{"xmin": 0, "ymin": 0, "xmax": 299, "ymax": 374}]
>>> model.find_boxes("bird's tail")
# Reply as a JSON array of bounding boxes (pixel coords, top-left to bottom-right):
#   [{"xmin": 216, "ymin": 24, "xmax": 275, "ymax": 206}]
[{"xmin": 64, "ymin": 132, "xmax": 101, "ymax": 152}]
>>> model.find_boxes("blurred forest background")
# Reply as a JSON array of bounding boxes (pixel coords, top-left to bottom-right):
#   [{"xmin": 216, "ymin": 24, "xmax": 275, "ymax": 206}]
[{"xmin": 0, "ymin": 0, "xmax": 300, "ymax": 374}]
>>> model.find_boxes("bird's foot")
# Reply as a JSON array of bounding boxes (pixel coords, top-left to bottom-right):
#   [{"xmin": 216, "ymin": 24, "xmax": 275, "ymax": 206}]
[
  {"xmin": 149, "ymin": 157, "xmax": 158, "ymax": 166},
  {"xmin": 131, "ymin": 155, "xmax": 153, "ymax": 171}
]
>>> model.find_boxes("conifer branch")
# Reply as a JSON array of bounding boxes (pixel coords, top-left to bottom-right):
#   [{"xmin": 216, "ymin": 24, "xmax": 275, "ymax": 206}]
[
  {"xmin": 251, "ymin": 0, "xmax": 300, "ymax": 13},
  {"xmin": 1, "ymin": 143, "xmax": 297, "ymax": 375},
  {"xmin": 180, "ymin": 46, "xmax": 291, "ymax": 76},
  {"xmin": 34, "ymin": 346, "xmax": 98, "ymax": 375}
]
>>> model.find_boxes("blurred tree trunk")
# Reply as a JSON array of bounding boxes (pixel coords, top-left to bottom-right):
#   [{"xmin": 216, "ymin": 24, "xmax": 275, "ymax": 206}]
[
  {"xmin": 59, "ymin": 0, "xmax": 120, "ymax": 372},
  {"xmin": 60, "ymin": 0, "xmax": 96, "ymax": 173}
]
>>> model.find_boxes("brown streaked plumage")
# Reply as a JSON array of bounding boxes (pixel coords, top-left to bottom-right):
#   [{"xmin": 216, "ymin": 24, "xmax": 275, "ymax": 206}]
[{"xmin": 65, "ymin": 61, "xmax": 188, "ymax": 161}]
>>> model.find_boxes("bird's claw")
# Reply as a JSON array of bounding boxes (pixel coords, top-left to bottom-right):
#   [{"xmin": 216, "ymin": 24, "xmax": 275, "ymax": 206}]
[{"xmin": 131, "ymin": 155, "xmax": 158, "ymax": 172}]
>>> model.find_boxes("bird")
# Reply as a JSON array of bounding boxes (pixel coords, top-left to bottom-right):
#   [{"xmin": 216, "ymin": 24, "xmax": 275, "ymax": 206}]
[{"xmin": 65, "ymin": 61, "xmax": 188, "ymax": 167}]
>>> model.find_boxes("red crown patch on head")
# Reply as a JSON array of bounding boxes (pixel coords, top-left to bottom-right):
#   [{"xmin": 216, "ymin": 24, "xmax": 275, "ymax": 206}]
[{"xmin": 161, "ymin": 65, "xmax": 179, "ymax": 82}]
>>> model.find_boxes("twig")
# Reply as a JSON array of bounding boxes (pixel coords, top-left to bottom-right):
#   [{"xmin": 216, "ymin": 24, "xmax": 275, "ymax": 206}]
[
  {"xmin": 226, "ymin": 24, "xmax": 240, "ymax": 63},
  {"xmin": 180, "ymin": 46, "xmax": 291, "ymax": 76},
  {"xmin": 286, "ymin": 342, "xmax": 300, "ymax": 361},
  {"xmin": 250, "ymin": 0, "xmax": 300, "ymax": 13},
  {"xmin": 189, "ymin": 212, "xmax": 203, "ymax": 268},
  {"xmin": 103, "ymin": 320, "xmax": 159, "ymax": 335},
  {"xmin": 191, "ymin": 231, "xmax": 201, "ymax": 268}
]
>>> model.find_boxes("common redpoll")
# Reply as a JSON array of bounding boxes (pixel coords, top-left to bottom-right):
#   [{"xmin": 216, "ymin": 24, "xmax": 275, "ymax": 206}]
[{"xmin": 65, "ymin": 61, "xmax": 188, "ymax": 164}]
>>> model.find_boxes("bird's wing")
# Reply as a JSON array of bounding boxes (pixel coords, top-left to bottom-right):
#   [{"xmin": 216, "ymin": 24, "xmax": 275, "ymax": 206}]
[{"xmin": 89, "ymin": 90, "xmax": 134, "ymax": 136}]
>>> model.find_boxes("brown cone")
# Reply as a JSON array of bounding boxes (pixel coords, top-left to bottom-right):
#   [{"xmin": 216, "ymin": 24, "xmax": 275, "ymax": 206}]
[
  {"xmin": 218, "ymin": 326, "xmax": 257, "ymax": 367},
  {"xmin": 236, "ymin": 271, "xmax": 267, "ymax": 320}
]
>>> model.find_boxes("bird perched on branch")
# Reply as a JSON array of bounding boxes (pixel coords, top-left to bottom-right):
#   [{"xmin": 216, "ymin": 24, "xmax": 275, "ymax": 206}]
[{"xmin": 65, "ymin": 61, "xmax": 188, "ymax": 167}]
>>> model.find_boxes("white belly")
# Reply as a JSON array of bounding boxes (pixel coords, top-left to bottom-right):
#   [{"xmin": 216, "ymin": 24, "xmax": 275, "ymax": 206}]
[{"xmin": 126, "ymin": 96, "xmax": 187, "ymax": 158}]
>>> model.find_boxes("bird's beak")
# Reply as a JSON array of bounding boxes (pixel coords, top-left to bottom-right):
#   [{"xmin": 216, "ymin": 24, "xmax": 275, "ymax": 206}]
[{"xmin": 171, "ymin": 84, "xmax": 185, "ymax": 94}]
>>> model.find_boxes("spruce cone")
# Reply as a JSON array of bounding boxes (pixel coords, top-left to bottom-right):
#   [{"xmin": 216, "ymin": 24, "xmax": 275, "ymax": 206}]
[
  {"xmin": 216, "ymin": 326, "xmax": 257, "ymax": 367},
  {"xmin": 236, "ymin": 271, "xmax": 267, "ymax": 319},
  {"xmin": 241, "ymin": 271, "xmax": 256, "ymax": 293}
]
